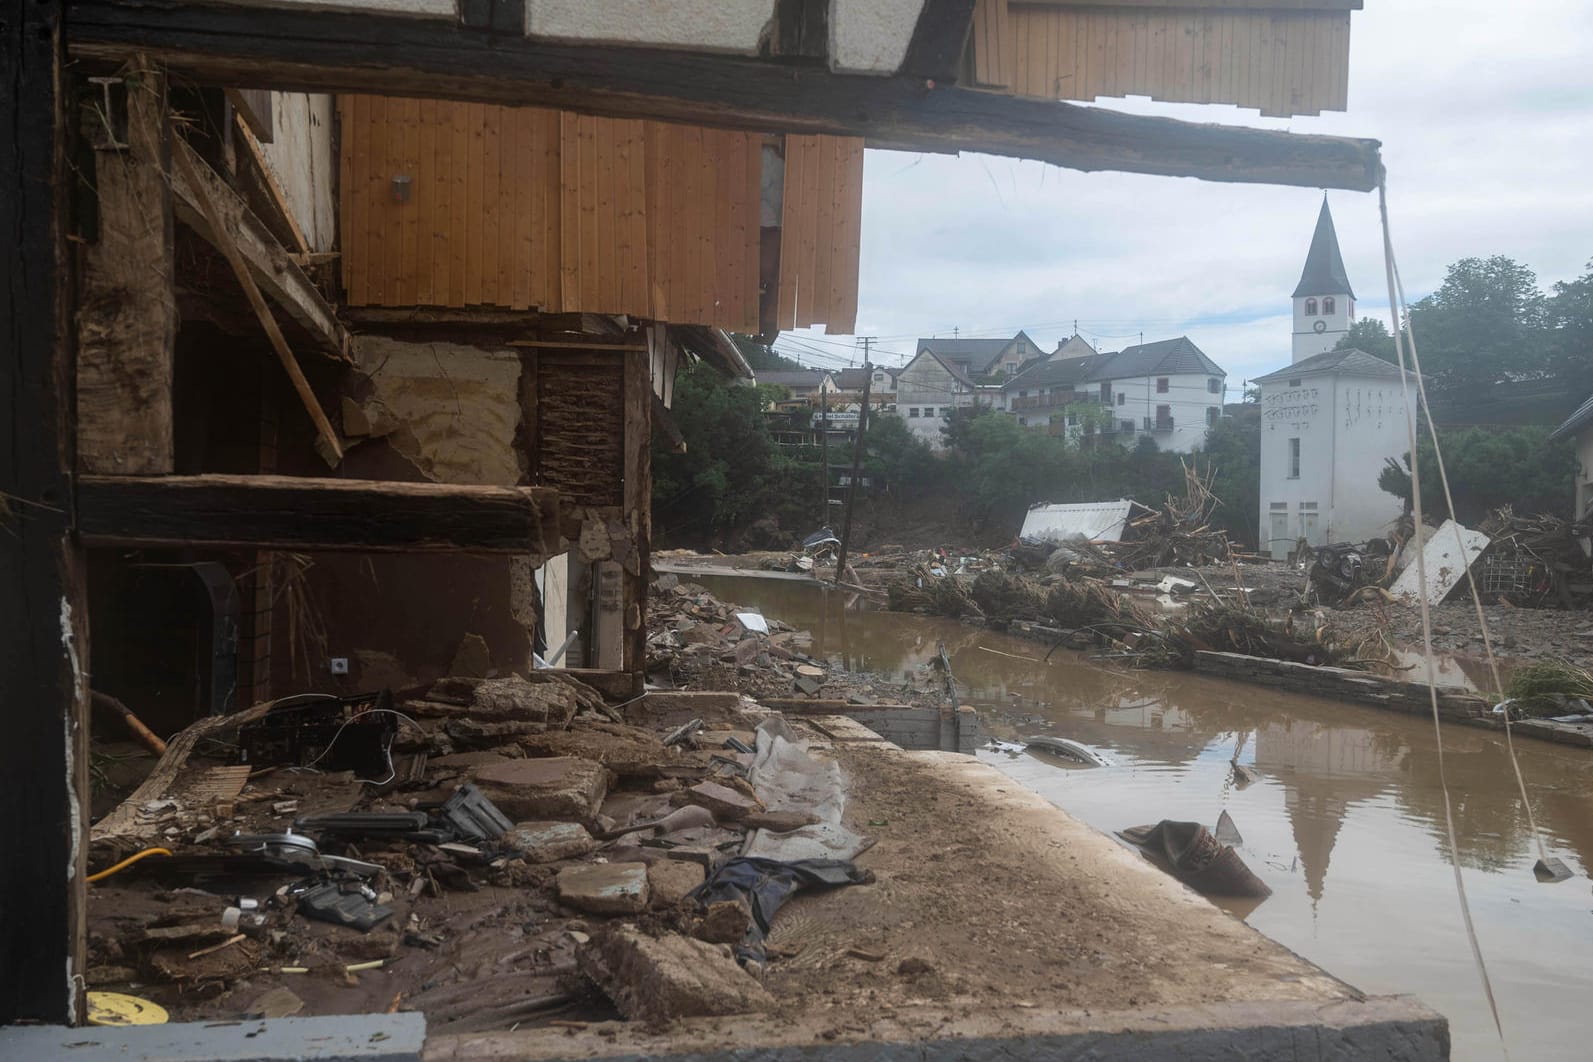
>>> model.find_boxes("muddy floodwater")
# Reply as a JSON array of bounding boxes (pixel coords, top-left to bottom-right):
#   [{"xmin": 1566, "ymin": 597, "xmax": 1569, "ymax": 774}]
[{"xmin": 691, "ymin": 574, "xmax": 1593, "ymax": 1062}]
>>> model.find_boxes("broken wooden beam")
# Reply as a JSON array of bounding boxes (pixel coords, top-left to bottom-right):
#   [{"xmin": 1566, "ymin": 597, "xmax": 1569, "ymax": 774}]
[
  {"xmin": 69, "ymin": 3, "xmax": 1383, "ymax": 190},
  {"xmin": 170, "ymin": 134, "xmax": 344, "ymax": 465},
  {"xmin": 168, "ymin": 131, "xmax": 347, "ymax": 358},
  {"xmin": 77, "ymin": 474, "xmax": 562, "ymax": 555},
  {"xmin": 77, "ymin": 56, "xmax": 177, "ymax": 475}
]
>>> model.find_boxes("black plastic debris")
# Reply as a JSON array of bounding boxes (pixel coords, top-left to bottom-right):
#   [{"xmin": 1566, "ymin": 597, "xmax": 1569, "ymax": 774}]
[
  {"xmin": 688, "ymin": 857, "xmax": 873, "ymax": 967},
  {"xmin": 432, "ymin": 783, "xmax": 513, "ymax": 842},
  {"xmin": 1119, "ymin": 820, "xmax": 1271, "ymax": 899},
  {"xmin": 238, "ymin": 691, "xmax": 397, "ymax": 777},
  {"xmin": 295, "ymin": 880, "xmax": 394, "ymax": 932}
]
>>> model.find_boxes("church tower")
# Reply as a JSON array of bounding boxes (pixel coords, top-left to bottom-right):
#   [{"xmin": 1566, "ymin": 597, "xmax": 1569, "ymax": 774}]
[{"xmin": 1291, "ymin": 198, "xmax": 1355, "ymax": 362}]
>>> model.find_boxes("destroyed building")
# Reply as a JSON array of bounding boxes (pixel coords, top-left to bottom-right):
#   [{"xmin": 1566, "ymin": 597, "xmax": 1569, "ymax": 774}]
[{"xmin": 0, "ymin": 1, "xmax": 1462, "ymax": 1058}]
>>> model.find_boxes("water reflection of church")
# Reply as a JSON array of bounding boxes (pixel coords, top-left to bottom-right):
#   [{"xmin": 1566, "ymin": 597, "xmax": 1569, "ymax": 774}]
[{"xmin": 1255, "ymin": 722, "xmax": 1406, "ymax": 901}]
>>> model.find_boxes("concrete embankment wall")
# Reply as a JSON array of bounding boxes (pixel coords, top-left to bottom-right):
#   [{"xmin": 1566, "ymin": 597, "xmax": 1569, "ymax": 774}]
[
  {"xmin": 1194, "ymin": 650, "xmax": 1593, "ymax": 748},
  {"xmin": 758, "ymin": 698, "xmax": 981, "ymax": 754}
]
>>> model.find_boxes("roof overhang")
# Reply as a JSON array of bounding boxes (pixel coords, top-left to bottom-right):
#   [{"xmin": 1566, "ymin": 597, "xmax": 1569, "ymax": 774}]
[{"xmin": 68, "ymin": 0, "xmax": 1383, "ymax": 191}]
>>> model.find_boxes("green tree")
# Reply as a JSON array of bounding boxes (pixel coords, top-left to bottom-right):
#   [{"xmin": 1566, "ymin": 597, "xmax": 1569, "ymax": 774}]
[
  {"xmin": 1334, "ymin": 317, "xmax": 1399, "ymax": 363},
  {"xmin": 1406, "ymin": 256, "xmax": 1547, "ymax": 391},
  {"xmin": 1546, "ymin": 259, "xmax": 1593, "ymax": 398},
  {"xmin": 1375, "ymin": 428, "xmax": 1576, "ymax": 523},
  {"xmin": 1200, "ymin": 415, "xmax": 1261, "ymax": 548}
]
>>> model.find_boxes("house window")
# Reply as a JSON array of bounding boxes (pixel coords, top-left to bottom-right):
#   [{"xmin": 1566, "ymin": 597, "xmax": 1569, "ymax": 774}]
[
  {"xmin": 908, "ymin": 407, "xmax": 920, "ymax": 418},
  {"xmin": 1288, "ymin": 437, "xmax": 1301, "ymax": 478},
  {"xmin": 1156, "ymin": 378, "xmax": 1169, "ymax": 394},
  {"xmin": 1206, "ymin": 407, "xmax": 1220, "ymax": 426},
  {"xmin": 1323, "ymin": 297, "xmax": 1336, "ymax": 314},
  {"xmin": 1304, "ymin": 297, "xmax": 1317, "ymax": 316},
  {"xmin": 1120, "ymin": 419, "xmax": 1135, "ymax": 434},
  {"xmin": 1156, "ymin": 404, "xmax": 1172, "ymax": 429},
  {"xmin": 1099, "ymin": 382, "xmax": 1111, "ymax": 403},
  {"xmin": 940, "ymin": 407, "xmax": 952, "ymax": 418},
  {"xmin": 1208, "ymin": 377, "xmax": 1222, "ymax": 394},
  {"xmin": 1288, "ymin": 377, "xmax": 1302, "ymax": 387},
  {"xmin": 1116, "ymin": 392, "xmax": 1126, "ymax": 406}
]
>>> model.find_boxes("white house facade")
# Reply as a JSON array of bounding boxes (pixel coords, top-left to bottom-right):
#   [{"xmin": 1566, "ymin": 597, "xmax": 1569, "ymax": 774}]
[
  {"xmin": 1002, "ymin": 335, "xmax": 1226, "ymax": 454},
  {"xmin": 1255, "ymin": 199, "xmax": 1411, "ymax": 557},
  {"xmin": 895, "ymin": 349, "xmax": 983, "ymax": 447},
  {"xmin": 1254, "ymin": 351, "xmax": 1410, "ymax": 557}
]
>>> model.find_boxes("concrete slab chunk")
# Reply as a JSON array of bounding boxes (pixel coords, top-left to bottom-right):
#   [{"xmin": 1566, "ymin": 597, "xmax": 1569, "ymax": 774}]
[
  {"xmin": 0, "ymin": 1013, "xmax": 425, "ymax": 1062},
  {"xmin": 558, "ymin": 861, "xmax": 650, "ymax": 914},
  {"xmin": 579, "ymin": 925, "xmax": 773, "ymax": 1022},
  {"xmin": 475, "ymin": 755, "xmax": 609, "ymax": 824},
  {"xmin": 471, "ymin": 675, "xmax": 579, "ymax": 727},
  {"xmin": 504, "ymin": 820, "xmax": 597, "ymax": 863},
  {"xmin": 648, "ymin": 858, "xmax": 706, "ymax": 908},
  {"xmin": 680, "ymin": 780, "xmax": 763, "ymax": 821}
]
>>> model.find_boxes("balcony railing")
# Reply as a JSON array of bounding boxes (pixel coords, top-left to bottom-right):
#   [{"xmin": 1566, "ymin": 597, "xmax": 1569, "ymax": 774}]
[
  {"xmin": 1145, "ymin": 415, "xmax": 1175, "ymax": 432},
  {"xmin": 1008, "ymin": 392, "xmax": 1077, "ymax": 411}
]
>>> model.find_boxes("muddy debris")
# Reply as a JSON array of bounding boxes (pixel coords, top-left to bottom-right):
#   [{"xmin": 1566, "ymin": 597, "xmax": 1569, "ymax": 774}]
[{"xmin": 84, "ymin": 664, "xmax": 876, "ymax": 1035}]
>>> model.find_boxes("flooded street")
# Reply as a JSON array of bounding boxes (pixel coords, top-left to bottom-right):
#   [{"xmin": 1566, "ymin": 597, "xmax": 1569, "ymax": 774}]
[{"xmin": 693, "ymin": 574, "xmax": 1593, "ymax": 1062}]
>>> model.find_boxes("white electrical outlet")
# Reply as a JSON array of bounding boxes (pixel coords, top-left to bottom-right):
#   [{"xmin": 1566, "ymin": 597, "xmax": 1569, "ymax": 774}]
[{"xmin": 329, "ymin": 657, "xmax": 350, "ymax": 675}]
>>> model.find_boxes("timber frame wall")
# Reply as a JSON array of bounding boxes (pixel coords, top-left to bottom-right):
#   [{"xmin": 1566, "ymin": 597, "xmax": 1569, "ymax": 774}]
[{"xmin": 4, "ymin": 0, "xmax": 1382, "ymax": 1030}]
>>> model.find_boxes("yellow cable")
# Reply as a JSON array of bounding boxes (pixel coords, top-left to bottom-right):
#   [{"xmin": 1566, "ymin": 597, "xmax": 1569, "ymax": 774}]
[{"xmin": 87, "ymin": 847, "xmax": 173, "ymax": 884}]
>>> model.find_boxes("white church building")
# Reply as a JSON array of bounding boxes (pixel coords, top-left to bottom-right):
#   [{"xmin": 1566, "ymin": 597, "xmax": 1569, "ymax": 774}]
[{"xmin": 1254, "ymin": 199, "xmax": 1411, "ymax": 559}]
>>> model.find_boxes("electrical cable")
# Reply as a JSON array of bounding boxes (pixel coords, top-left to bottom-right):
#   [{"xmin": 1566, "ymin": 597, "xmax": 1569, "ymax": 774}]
[
  {"xmin": 1379, "ymin": 178, "xmax": 1509, "ymax": 1057},
  {"xmin": 87, "ymin": 847, "xmax": 173, "ymax": 884}
]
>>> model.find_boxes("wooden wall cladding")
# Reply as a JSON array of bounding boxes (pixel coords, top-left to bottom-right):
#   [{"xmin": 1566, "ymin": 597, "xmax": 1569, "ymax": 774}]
[
  {"xmin": 339, "ymin": 98, "xmax": 769, "ymax": 332},
  {"xmin": 969, "ymin": 1, "xmax": 1353, "ymax": 118},
  {"xmin": 776, "ymin": 134, "xmax": 864, "ymax": 334}
]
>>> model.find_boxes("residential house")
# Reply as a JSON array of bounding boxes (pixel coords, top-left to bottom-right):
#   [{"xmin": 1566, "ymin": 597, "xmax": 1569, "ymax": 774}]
[
  {"xmin": 1051, "ymin": 334, "xmax": 1099, "ymax": 362},
  {"xmin": 895, "ymin": 349, "xmax": 984, "ymax": 446},
  {"xmin": 753, "ymin": 369, "xmax": 836, "ymax": 402},
  {"xmin": 1255, "ymin": 200, "xmax": 1408, "ymax": 557},
  {"xmin": 1003, "ymin": 336, "xmax": 1226, "ymax": 454},
  {"xmin": 917, "ymin": 331, "xmax": 1043, "ymax": 380},
  {"xmin": 1549, "ymin": 394, "xmax": 1593, "ymax": 520}
]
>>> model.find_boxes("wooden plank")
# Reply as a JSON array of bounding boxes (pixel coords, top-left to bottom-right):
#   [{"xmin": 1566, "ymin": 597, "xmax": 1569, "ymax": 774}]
[
  {"xmin": 539, "ymin": 108, "xmax": 562, "ymax": 310},
  {"xmin": 594, "ymin": 116, "xmax": 615, "ymax": 314},
  {"xmin": 496, "ymin": 104, "xmax": 517, "ymax": 306},
  {"xmin": 169, "ymin": 131, "xmax": 349, "ymax": 357},
  {"xmin": 78, "ymin": 57, "xmax": 176, "ymax": 475},
  {"xmin": 832, "ymin": 139, "xmax": 864, "ymax": 335},
  {"xmin": 507, "ymin": 338, "xmax": 647, "ymax": 351},
  {"xmin": 465, "ymin": 101, "xmax": 485, "ymax": 304},
  {"xmin": 513, "ymin": 108, "xmax": 534, "ymax": 310},
  {"xmin": 449, "ymin": 100, "xmax": 469, "ymax": 306},
  {"xmin": 364, "ymin": 94, "xmax": 388, "ymax": 304},
  {"xmin": 432, "ymin": 97, "xmax": 453, "ymax": 307},
  {"xmin": 724, "ymin": 132, "xmax": 749, "ymax": 332},
  {"xmin": 415, "ymin": 97, "xmax": 437, "ymax": 305},
  {"xmin": 234, "ymin": 111, "xmax": 309, "ymax": 255},
  {"xmin": 396, "ymin": 97, "xmax": 417, "ymax": 302},
  {"xmin": 172, "ymin": 137, "xmax": 344, "ymax": 463},
  {"xmin": 626, "ymin": 119, "xmax": 649, "ymax": 315},
  {"xmin": 78, "ymin": 474, "xmax": 562, "ymax": 554},
  {"xmin": 558, "ymin": 111, "xmax": 580, "ymax": 311},
  {"xmin": 0, "ymin": 0, "xmax": 89, "ymax": 1024},
  {"xmin": 340, "ymin": 96, "xmax": 360, "ymax": 303},
  {"xmin": 810, "ymin": 136, "xmax": 836, "ymax": 331},
  {"xmin": 480, "ymin": 103, "xmax": 502, "ymax": 305}
]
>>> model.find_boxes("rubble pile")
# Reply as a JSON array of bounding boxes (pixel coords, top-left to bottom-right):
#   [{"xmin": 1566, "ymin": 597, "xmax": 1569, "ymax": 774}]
[
  {"xmin": 1479, "ymin": 506, "xmax": 1593, "ymax": 609},
  {"xmin": 82, "ymin": 672, "xmax": 876, "ymax": 1032},
  {"xmin": 646, "ymin": 576, "xmax": 952, "ymax": 707}
]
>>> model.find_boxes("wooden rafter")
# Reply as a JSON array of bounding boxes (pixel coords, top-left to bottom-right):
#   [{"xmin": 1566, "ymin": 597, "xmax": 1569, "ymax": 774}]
[
  {"xmin": 171, "ymin": 134, "xmax": 345, "ymax": 464},
  {"xmin": 69, "ymin": 1, "xmax": 1383, "ymax": 190},
  {"xmin": 77, "ymin": 474, "xmax": 562, "ymax": 555},
  {"xmin": 168, "ymin": 130, "xmax": 347, "ymax": 356}
]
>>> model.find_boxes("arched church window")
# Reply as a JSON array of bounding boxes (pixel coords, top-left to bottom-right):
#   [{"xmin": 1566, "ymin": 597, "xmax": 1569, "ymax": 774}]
[
  {"xmin": 1304, "ymin": 298, "xmax": 1317, "ymax": 315},
  {"xmin": 1323, "ymin": 297, "xmax": 1336, "ymax": 314}
]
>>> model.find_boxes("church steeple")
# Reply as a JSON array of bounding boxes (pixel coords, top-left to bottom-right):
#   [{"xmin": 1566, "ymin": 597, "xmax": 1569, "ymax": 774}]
[{"xmin": 1291, "ymin": 197, "xmax": 1355, "ymax": 362}]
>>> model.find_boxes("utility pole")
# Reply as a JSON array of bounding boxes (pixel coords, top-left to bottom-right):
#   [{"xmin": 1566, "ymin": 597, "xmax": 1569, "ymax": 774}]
[
  {"xmin": 819, "ymin": 385, "xmax": 830, "ymax": 525},
  {"xmin": 836, "ymin": 339, "xmax": 873, "ymax": 585}
]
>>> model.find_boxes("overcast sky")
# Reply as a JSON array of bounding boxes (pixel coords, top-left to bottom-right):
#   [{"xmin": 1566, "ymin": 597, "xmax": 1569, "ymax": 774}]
[{"xmin": 776, "ymin": 0, "xmax": 1593, "ymax": 397}]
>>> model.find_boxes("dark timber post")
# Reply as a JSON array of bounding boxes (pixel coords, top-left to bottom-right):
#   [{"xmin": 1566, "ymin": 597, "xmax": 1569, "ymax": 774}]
[
  {"xmin": 834, "ymin": 347, "xmax": 873, "ymax": 585},
  {"xmin": 1, "ymin": 0, "xmax": 90, "ymax": 1025}
]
